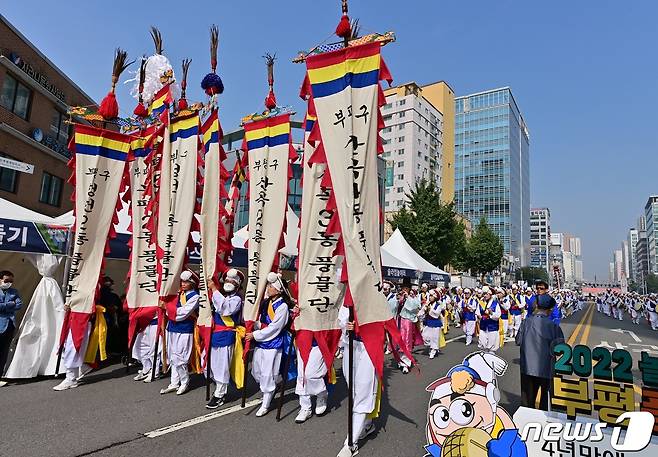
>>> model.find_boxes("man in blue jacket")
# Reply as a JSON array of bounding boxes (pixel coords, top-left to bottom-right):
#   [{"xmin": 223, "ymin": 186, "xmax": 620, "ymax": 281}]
[{"xmin": 0, "ymin": 270, "xmax": 22, "ymax": 375}]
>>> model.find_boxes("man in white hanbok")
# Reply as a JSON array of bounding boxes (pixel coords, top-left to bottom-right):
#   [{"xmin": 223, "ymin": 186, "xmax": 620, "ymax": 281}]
[{"xmin": 245, "ymin": 272, "xmax": 290, "ymax": 417}]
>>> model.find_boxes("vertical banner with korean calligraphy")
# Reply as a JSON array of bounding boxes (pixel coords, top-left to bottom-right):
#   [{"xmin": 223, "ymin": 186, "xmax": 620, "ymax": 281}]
[
  {"xmin": 295, "ymin": 108, "xmax": 343, "ymax": 372},
  {"xmin": 197, "ymin": 110, "xmax": 230, "ymax": 349},
  {"xmin": 304, "ymin": 42, "xmax": 408, "ymax": 378},
  {"xmin": 125, "ymin": 127, "xmax": 160, "ymax": 347},
  {"xmin": 242, "ymin": 114, "xmax": 296, "ymax": 325},
  {"xmin": 156, "ymin": 113, "xmax": 199, "ymax": 302},
  {"xmin": 63, "ymin": 125, "xmax": 129, "ymax": 352}
]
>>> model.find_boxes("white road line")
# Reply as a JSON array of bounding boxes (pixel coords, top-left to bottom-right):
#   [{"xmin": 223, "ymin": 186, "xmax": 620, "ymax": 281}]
[
  {"xmin": 445, "ymin": 334, "xmax": 465, "ymax": 344},
  {"xmin": 144, "ymin": 388, "xmax": 296, "ymax": 438}
]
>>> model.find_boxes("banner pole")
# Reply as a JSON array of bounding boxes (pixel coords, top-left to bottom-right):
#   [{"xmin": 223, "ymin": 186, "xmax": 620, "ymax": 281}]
[
  {"xmin": 150, "ymin": 325, "xmax": 160, "ymax": 382},
  {"xmin": 347, "ymin": 306, "xmax": 354, "ymax": 448},
  {"xmin": 241, "ymin": 347, "xmax": 250, "ymax": 408},
  {"xmin": 276, "ymin": 331, "xmax": 294, "ymax": 421}
]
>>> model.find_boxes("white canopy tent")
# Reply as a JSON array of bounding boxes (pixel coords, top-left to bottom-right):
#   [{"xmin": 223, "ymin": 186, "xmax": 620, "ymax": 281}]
[{"xmin": 381, "ymin": 229, "xmax": 450, "ymax": 283}]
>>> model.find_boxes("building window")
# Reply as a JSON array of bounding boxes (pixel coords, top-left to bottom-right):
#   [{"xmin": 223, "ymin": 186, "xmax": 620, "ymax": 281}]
[
  {"xmin": 0, "ymin": 153, "xmax": 18, "ymax": 193},
  {"xmin": 397, "ymin": 174, "xmax": 404, "ymax": 180},
  {"xmin": 399, "ymin": 111, "xmax": 405, "ymax": 118},
  {"xmin": 398, "ymin": 136, "xmax": 405, "ymax": 142},
  {"xmin": 397, "ymin": 149, "xmax": 404, "ymax": 155},
  {"xmin": 397, "ymin": 187, "xmax": 403, "ymax": 193},
  {"xmin": 397, "ymin": 161, "xmax": 404, "ymax": 167},
  {"xmin": 50, "ymin": 111, "xmax": 70, "ymax": 144},
  {"xmin": 39, "ymin": 172, "xmax": 63, "ymax": 207},
  {"xmin": 0, "ymin": 73, "xmax": 32, "ymax": 120},
  {"xmin": 399, "ymin": 99, "xmax": 406, "ymax": 106}
]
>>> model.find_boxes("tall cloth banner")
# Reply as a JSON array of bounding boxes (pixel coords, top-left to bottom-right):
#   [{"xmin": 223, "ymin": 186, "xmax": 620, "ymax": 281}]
[
  {"xmin": 62, "ymin": 125, "xmax": 129, "ymax": 351},
  {"xmin": 125, "ymin": 127, "xmax": 160, "ymax": 347},
  {"xmin": 295, "ymin": 109, "xmax": 343, "ymax": 373},
  {"xmin": 303, "ymin": 42, "xmax": 409, "ymax": 379},
  {"xmin": 155, "ymin": 112, "xmax": 200, "ymax": 303},
  {"xmin": 242, "ymin": 114, "xmax": 296, "ymax": 327},
  {"xmin": 197, "ymin": 110, "xmax": 230, "ymax": 350},
  {"xmin": 223, "ymin": 153, "xmax": 246, "ymax": 264}
]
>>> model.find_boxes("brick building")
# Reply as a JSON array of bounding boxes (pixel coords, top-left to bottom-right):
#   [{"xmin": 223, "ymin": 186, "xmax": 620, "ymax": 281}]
[{"xmin": 0, "ymin": 14, "xmax": 96, "ymax": 216}]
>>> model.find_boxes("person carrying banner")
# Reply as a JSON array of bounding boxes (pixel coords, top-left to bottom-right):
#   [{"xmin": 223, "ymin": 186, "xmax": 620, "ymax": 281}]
[
  {"xmin": 159, "ymin": 270, "xmax": 200, "ymax": 396},
  {"xmin": 131, "ymin": 310, "xmax": 161, "ymax": 382},
  {"xmin": 245, "ymin": 272, "xmax": 290, "ymax": 417},
  {"xmin": 478, "ymin": 286, "xmax": 501, "ymax": 353},
  {"xmin": 337, "ymin": 304, "xmax": 377, "ymax": 457},
  {"xmin": 205, "ymin": 269, "xmax": 243, "ymax": 409},
  {"xmin": 53, "ymin": 317, "xmax": 93, "ymax": 391},
  {"xmin": 293, "ymin": 304, "xmax": 330, "ymax": 424},
  {"xmin": 509, "ymin": 284, "xmax": 525, "ymax": 338}
]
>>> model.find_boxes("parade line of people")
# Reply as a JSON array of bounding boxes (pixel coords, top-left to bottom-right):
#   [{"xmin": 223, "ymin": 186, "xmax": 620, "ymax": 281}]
[
  {"xmin": 595, "ymin": 289, "xmax": 658, "ymax": 328},
  {"xmin": 50, "ymin": 270, "xmax": 586, "ymax": 457}
]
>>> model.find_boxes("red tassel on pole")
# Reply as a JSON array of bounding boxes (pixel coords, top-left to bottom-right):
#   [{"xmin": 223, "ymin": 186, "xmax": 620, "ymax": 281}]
[
  {"xmin": 133, "ymin": 102, "xmax": 148, "ymax": 118},
  {"xmin": 335, "ymin": 0, "xmax": 351, "ymax": 39},
  {"xmin": 265, "ymin": 90, "xmax": 277, "ymax": 110},
  {"xmin": 98, "ymin": 91, "xmax": 119, "ymax": 120}
]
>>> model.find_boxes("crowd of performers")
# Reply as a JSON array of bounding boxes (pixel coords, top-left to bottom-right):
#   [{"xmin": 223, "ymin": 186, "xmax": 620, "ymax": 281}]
[
  {"xmin": 595, "ymin": 290, "xmax": 658, "ymax": 328},
  {"xmin": 52, "ymin": 269, "xmax": 587, "ymax": 456},
  {"xmin": 384, "ymin": 281, "xmax": 585, "ymax": 361}
]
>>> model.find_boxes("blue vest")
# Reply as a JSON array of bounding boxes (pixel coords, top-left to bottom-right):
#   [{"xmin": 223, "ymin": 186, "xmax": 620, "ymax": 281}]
[
  {"xmin": 500, "ymin": 298, "xmax": 509, "ymax": 319},
  {"xmin": 257, "ymin": 296, "xmax": 286, "ymax": 350},
  {"xmin": 167, "ymin": 290, "xmax": 198, "ymax": 334},
  {"xmin": 510, "ymin": 294, "xmax": 523, "ymax": 316},
  {"xmin": 462, "ymin": 298, "xmax": 477, "ymax": 321},
  {"xmin": 211, "ymin": 307, "xmax": 241, "ymax": 348},
  {"xmin": 425, "ymin": 302, "xmax": 443, "ymax": 328},
  {"xmin": 480, "ymin": 299, "xmax": 500, "ymax": 332}
]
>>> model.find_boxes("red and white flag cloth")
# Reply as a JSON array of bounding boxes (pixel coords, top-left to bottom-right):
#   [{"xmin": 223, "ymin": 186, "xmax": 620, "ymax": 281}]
[
  {"xmin": 155, "ymin": 113, "xmax": 200, "ymax": 307},
  {"xmin": 295, "ymin": 108, "xmax": 343, "ymax": 373},
  {"xmin": 302, "ymin": 42, "xmax": 411, "ymax": 379},
  {"xmin": 61, "ymin": 125, "xmax": 129, "ymax": 352},
  {"xmin": 125, "ymin": 126, "xmax": 160, "ymax": 347},
  {"xmin": 241, "ymin": 114, "xmax": 297, "ymax": 328},
  {"xmin": 197, "ymin": 110, "xmax": 230, "ymax": 350}
]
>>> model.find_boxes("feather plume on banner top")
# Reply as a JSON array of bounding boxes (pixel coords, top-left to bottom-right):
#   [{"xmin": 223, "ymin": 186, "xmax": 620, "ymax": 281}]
[
  {"xmin": 98, "ymin": 48, "xmax": 134, "ymax": 120},
  {"xmin": 178, "ymin": 58, "xmax": 192, "ymax": 111},
  {"xmin": 133, "ymin": 57, "xmax": 149, "ymax": 118},
  {"xmin": 201, "ymin": 25, "xmax": 224, "ymax": 100}
]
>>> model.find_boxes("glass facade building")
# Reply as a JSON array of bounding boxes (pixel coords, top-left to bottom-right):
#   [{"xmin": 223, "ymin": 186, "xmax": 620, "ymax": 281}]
[
  {"xmin": 455, "ymin": 88, "xmax": 530, "ymax": 264},
  {"xmin": 645, "ymin": 196, "xmax": 658, "ymax": 275}
]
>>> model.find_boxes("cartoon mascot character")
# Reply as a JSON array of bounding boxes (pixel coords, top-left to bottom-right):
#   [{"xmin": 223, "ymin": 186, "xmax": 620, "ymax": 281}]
[{"xmin": 425, "ymin": 352, "xmax": 527, "ymax": 457}]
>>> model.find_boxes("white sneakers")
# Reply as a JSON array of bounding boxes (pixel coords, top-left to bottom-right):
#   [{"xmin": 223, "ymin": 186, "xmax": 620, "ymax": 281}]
[
  {"xmin": 315, "ymin": 396, "xmax": 328, "ymax": 417},
  {"xmin": 77, "ymin": 365, "xmax": 93, "ymax": 381},
  {"xmin": 295, "ymin": 408, "xmax": 312, "ymax": 423},
  {"xmin": 133, "ymin": 371, "xmax": 148, "ymax": 381},
  {"xmin": 53, "ymin": 379, "xmax": 78, "ymax": 391},
  {"xmin": 160, "ymin": 384, "xmax": 178, "ymax": 395},
  {"xmin": 255, "ymin": 405, "xmax": 269, "ymax": 417},
  {"xmin": 429, "ymin": 349, "xmax": 437, "ymax": 359},
  {"xmin": 359, "ymin": 422, "xmax": 376, "ymax": 440},
  {"xmin": 337, "ymin": 443, "xmax": 359, "ymax": 457},
  {"xmin": 176, "ymin": 384, "xmax": 189, "ymax": 395}
]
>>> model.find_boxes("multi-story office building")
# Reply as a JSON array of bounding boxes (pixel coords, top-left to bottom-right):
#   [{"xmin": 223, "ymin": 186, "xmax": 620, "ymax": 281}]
[
  {"xmin": 455, "ymin": 87, "xmax": 530, "ymax": 264},
  {"xmin": 381, "ymin": 82, "xmax": 444, "ymax": 217},
  {"xmin": 613, "ymin": 249, "xmax": 624, "ymax": 283},
  {"xmin": 530, "ymin": 208, "xmax": 550, "ymax": 272},
  {"xmin": 627, "ymin": 228, "xmax": 638, "ymax": 282},
  {"xmin": 575, "ymin": 260, "xmax": 584, "ymax": 283},
  {"xmin": 551, "ymin": 232, "xmax": 584, "ymax": 286},
  {"xmin": 0, "ymin": 14, "xmax": 96, "ymax": 216},
  {"xmin": 645, "ymin": 196, "xmax": 658, "ymax": 275}
]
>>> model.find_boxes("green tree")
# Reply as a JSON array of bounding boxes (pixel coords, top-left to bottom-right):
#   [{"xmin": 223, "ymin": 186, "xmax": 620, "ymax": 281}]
[
  {"xmin": 388, "ymin": 178, "xmax": 464, "ymax": 268},
  {"xmin": 466, "ymin": 217, "xmax": 504, "ymax": 280},
  {"xmin": 646, "ymin": 274, "xmax": 658, "ymax": 294},
  {"xmin": 451, "ymin": 221, "xmax": 470, "ymax": 271},
  {"xmin": 515, "ymin": 266, "xmax": 549, "ymax": 283}
]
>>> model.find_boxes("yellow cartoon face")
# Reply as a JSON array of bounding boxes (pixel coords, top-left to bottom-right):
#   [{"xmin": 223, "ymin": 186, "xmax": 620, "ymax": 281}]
[{"xmin": 428, "ymin": 391, "xmax": 495, "ymax": 446}]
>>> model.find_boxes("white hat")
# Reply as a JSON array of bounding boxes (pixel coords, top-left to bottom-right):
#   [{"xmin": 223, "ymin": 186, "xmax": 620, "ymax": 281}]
[
  {"xmin": 180, "ymin": 270, "xmax": 197, "ymax": 285},
  {"xmin": 429, "ymin": 289, "xmax": 438, "ymax": 299},
  {"xmin": 482, "ymin": 286, "xmax": 492, "ymax": 294},
  {"xmin": 421, "ymin": 283, "xmax": 429, "ymax": 289},
  {"xmin": 266, "ymin": 272, "xmax": 283, "ymax": 292},
  {"xmin": 512, "ymin": 284, "xmax": 518, "ymax": 289},
  {"xmin": 495, "ymin": 287, "xmax": 505, "ymax": 294},
  {"xmin": 463, "ymin": 288, "xmax": 472, "ymax": 294},
  {"xmin": 225, "ymin": 268, "xmax": 242, "ymax": 286}
]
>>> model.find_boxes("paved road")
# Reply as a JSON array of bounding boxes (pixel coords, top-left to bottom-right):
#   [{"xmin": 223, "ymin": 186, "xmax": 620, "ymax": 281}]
[{"xmin": 1, "ymin": 303, "xmax": 655, "ymax": 457}]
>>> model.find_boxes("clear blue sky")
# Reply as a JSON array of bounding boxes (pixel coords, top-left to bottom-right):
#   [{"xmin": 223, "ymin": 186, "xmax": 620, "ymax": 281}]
[{"xmin": 4, "ymin": 0, "xmax": 657, "ymax": 280}]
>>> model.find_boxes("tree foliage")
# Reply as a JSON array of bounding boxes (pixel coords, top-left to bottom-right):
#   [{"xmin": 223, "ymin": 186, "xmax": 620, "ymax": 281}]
[
  {"xmin": 388, "ymin": 179, "xmax": 465, "ymax": 268},
  {"xmin": 647, "ymin": 274, "xmax": 658, "ymax": 294},
  {"xmin": 515, "ymin": 266, "xmax": 549, "ymax": 283},
  {"xmin": 467, "ymin": 217, "xmax": 504, "ymax": 277}
]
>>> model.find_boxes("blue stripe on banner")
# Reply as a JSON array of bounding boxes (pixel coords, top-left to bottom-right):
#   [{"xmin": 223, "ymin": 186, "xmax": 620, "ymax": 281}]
[
  {"xmin": 246, "ymin": 133, "xmax": 289, "ymax": 150},
  {"xmin": 204, "ymin": 131, "xmax": 219, "ymax": 148},
  {"xmin": 171, "ymin": 125, "xmax": 199, "ymax": 142},
  {"xmin": 132, "ymin": 147, "xmax": 150, "ymax": 158},
  {"xmin": 311, "ymin": 69, "xmax": 380, "ymax": 98},
  {"xmin": 305, "ymin": 119, "xmax": 315, "ymax": 132},
  {"xmin": 76, "ymin": 144, "xmax": 127, "ymax": 161}
]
